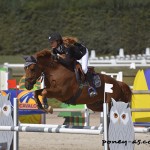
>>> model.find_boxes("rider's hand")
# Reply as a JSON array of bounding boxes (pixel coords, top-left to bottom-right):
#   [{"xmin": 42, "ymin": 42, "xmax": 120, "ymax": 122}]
[
  {"xmin": 74, "ymin": 42, "xmax": 82, "ymax": 47},
  {"xmin": 52, "ymin": 54, "xmax": 58, "ymax": 60}
]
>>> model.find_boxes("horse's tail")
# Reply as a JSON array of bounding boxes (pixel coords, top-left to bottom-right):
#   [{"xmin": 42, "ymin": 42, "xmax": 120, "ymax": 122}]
[{"xmin": 118, "ymin": 81, "xmax": 132, "ymax": 103}]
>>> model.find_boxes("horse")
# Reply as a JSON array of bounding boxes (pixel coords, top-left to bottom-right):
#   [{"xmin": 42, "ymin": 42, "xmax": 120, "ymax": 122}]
[{"xmin": 23, "ymin": 49, "xmax": 132, "ymax": 113}]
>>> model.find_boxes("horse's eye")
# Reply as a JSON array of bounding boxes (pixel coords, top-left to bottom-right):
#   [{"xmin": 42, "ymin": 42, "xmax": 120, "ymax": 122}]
[
  {"xmin": 24, "ymin": 67, "xmax": 27, "ymax": 70},
  {"xmin": 31, "ymin": 68, "xmax": 35, "ymax": 72}
]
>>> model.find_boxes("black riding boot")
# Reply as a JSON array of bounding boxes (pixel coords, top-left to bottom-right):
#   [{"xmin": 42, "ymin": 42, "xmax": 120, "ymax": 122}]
[{"xmin": 86, "ymin": 71, "xmax": 97, "ymax": 97}]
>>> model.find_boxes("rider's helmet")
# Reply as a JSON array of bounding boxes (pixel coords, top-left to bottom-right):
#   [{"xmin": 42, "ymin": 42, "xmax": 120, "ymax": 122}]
[{"xmin": 49, "ymin": 32, "xmax": 63, "ymax": 45}]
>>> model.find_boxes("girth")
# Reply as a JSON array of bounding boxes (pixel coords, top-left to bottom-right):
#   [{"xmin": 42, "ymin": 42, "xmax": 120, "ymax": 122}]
[{"xmin": 64, "ymin": 85, "xmax": 83, "ymax": 105}]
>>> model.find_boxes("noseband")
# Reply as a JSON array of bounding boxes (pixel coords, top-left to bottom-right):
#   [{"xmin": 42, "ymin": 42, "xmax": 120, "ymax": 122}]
[
  {"xmin": 25, "ymin": 64, "xmax": 45, "ymax": 88},
  {"xmin": 25, "ymin": 76, "xmax": 37, "ymax": 84}
]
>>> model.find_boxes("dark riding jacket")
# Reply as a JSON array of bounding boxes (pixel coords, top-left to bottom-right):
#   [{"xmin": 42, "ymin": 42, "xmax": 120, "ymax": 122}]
[{"xmin": 52, "ymin": 42, "xmax": 86, "ymax": 67}]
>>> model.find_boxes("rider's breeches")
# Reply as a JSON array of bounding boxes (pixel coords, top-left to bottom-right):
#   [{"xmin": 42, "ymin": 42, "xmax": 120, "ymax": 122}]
[{"xmin": 81, "ymin": 48, "xmax": 89, "ymax": 74}]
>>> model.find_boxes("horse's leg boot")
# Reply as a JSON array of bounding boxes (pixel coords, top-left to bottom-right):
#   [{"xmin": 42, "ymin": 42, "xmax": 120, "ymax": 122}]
[
  {"xmin": 35, "ymin": 99, "xmax": 43, "ymax": 109},
  {"xmin": 42, "ymin": 97, "xmax": 49, "ymax": 109}
]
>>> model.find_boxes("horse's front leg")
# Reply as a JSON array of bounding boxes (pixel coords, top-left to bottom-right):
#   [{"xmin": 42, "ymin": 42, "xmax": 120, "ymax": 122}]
[
  {"xmin": 34, "ymin": 89, "xmax": 53, "ymax": 113},
  {"xmin": 41, "ymin": 89, "xmax": 53, "ymax": 114},
  {"xmin": 34, "ymin": 90, "xmax": 43, "ymax": 110}
]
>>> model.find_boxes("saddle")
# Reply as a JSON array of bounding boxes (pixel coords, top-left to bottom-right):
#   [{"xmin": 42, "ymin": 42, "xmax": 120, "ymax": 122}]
[
  {"xmin": 56, "ymin": 56, "xmax": 101, "ymax": 88},
  {"xmin": 74, "ymin": 62, "xmax": 101, "ymax": 88}
]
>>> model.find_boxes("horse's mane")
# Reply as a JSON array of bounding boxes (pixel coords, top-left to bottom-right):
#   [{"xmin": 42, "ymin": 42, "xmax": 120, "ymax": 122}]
[
  {"xmin": 63, "ymin": 36, "xmax": 78, "ymax": 47},
  {"xmin": 35, "ymin": 49, "xmax": 52, "ymax": 58}
]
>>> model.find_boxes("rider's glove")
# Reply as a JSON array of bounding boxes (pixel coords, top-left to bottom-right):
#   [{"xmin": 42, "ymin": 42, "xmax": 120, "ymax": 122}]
[
  {"xmin": 52, "ymin": 54, "xmax": 58, "ymax": 60},
  {"xmin": 74, "ymin": 42, "xmax": 82, "ymax": 47}
]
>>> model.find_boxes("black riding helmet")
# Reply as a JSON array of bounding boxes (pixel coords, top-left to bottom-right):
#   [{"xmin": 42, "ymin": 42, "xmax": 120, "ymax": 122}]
[{"xmin": 49, "ymin": 32, "xmax": 63, "ymax": 45}]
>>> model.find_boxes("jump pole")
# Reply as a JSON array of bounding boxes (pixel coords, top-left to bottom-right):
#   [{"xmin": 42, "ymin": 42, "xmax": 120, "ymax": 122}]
[
  {"xmin": 8, "ymin": 97, "xmax": 101, "ymax": 150},
  {"xmin": 13, "ymin": 98, "xmax": 19, "ymax": 150},
  {"xmin": 84, "ymin": 105, "xmax": 90, "ymax": 126},
  {"xmin": 0, "ymin": 126, "xmax": 101, "ymax": 135},
  {"xmin": 103, "ymin": 83, "xmax": 113, "ymax": 150},
  {"xmin": 20, "ymin": 123, "xmax": 102, "ymax": 130},
  {"xmin": 3, "ymin": 99, "xmax": 101, "ymax": 134},
  {"xmin": 103, "ymin": 102, "xmax": 108, "ymax": 150}
]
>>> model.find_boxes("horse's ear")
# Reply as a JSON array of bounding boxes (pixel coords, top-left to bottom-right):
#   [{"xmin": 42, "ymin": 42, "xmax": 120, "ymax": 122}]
[
  {"xmin": 111, "ymin": 98, "xmax": 116, "ymax": 106},
  {"xmin": 22, "ymin": 56, "xmax": 29, "ymax": 61},
  {"xmin": 30, "ymin": 56, "xmax": 37, "ymax": 62},
  {"xmin": 22, "ymin": 55, "xmax": 37, "ymax": 63}
]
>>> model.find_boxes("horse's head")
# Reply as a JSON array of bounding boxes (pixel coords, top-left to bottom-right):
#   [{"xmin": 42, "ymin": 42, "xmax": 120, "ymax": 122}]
[{"xmin": 23, "ymin": 56, "xmax": 42, "ymax": 90}]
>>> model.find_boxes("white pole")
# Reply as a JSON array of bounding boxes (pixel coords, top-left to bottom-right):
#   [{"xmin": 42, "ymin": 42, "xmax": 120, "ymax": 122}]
[
  {"xmin": 134, "ymin": 127, "xmax": 150, "ymax": 133},
  {"xmin": 13, "ymin": 98, "xmax": 19, "ymax": 150},
  {"xmin": 40, "ymin": 72, "xmax": 46, "ymax": 124},
  {"xmin": 41, "ymin": 113, "xmax": 46, "ymax": 124},
  {"xmin": 103, "ymin": 88, "xmax": 108, "ymax": 150},
  {"xmin": 0, "ymin": 126, "xmax": 101, "ymax": 135},
  {"xmin": 41, "ymin": 72, "xmax": 45, "ymax": 89},
  {"xmin": 103, "ymin": 102, "xmax": 108, "ymax": 150},
  {"xmin": 84, "ymin": 105, "xmax": 90, "ymax": 126},
  {"xmin": 20, "ymin": 124, "xmax": 66, "ymax": 128}
]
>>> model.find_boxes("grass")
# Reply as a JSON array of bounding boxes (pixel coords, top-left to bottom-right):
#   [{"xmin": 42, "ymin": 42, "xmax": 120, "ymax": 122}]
[
  {"xmin": 48, "ymin": 98, "xmax": 62, "ymax": 108},
  {"xmin": 0, "ymin": 55, "xmax": 25, "ymax": 64}
]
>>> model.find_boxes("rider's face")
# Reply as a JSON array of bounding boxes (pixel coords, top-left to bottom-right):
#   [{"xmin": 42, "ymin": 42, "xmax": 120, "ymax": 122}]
[{"xmin": 50, "ymin": 40, "xmax": 58, "ymax": 49}]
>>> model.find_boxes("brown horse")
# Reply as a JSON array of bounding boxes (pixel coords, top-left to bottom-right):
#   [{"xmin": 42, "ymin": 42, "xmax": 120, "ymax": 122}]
[{"xmin": 24, "ymin": 49, "xmax": 132, "ymax": 113}]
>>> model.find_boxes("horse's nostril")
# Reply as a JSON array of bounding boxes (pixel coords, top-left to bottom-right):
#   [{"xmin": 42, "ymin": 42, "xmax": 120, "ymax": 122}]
[{"xmin": 28, "ymin": 85, "xmax": 32, "ymax": 90}]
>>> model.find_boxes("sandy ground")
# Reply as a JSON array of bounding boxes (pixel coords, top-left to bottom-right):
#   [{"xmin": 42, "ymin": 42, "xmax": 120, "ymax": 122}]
[{"xmin": 19, "ymin": 112, "xmax": 150, "ymax": 150}]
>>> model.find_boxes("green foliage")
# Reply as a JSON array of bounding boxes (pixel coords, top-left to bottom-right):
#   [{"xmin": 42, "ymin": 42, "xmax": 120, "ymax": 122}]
[
  {"xmin": 0, "ymin": 55, "xmax": 24, "ymax": 63},
  {"xmin": 0, "ymin": 0, "xmax": 150, "ymax": 55}
]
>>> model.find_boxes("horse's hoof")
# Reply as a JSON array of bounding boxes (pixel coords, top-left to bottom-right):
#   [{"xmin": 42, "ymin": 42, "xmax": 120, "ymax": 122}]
[
  {"xmin": 41, "ymin": 104, "xmax": 53, "ymax": 113},
  {"xmin": 42, "ymin": 104, "xmax": 48, "ymax": 109},
  {"xmin": 47, "ymin": 106, "xmax": 53, "ymax": 114}
]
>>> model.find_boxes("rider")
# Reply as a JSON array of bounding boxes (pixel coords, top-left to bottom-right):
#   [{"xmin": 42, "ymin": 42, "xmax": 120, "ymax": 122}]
[{"xmin": 48, "ymin": 32, "xmax": 97, "ymax": 97}]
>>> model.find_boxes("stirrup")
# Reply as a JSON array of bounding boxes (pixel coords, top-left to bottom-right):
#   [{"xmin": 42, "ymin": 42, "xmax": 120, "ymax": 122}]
[{"xmin": 88, "ymin": 87, "xmax": 97, "ymax": 97}]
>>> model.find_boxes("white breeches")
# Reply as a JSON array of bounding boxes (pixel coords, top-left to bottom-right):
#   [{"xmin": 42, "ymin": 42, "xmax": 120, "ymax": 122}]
[{"xmin": 81, "ymin": 48, "xmax": 89, "ymax": 74}]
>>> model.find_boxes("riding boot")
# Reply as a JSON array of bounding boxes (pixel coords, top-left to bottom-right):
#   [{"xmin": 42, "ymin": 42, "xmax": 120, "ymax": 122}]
[{"xmin": 86, "ymin": 71, "xmax": 98, "ymax": 97}]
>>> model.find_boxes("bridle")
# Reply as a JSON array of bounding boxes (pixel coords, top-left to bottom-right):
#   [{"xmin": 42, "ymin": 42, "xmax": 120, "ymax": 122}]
[
  {"xmin": 24, "ymin": 53, "xmax": 57, "ymax": 89},
  {"xmin": 24, "ymin": 61, "xmax": 45, "ymax": 89}
]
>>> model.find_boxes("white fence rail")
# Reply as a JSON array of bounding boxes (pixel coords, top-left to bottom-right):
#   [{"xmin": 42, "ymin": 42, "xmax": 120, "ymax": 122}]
[
  {"xmin": 3, "ymin": 60, "xmax": 150, "ymax": 68},
  {"xmin": 3, "ymin": 50, "xmax": 150, "ymax": 68},
  {"xmin": 1, "ymin": 47, "xmax": 150, "ymax": 68}
]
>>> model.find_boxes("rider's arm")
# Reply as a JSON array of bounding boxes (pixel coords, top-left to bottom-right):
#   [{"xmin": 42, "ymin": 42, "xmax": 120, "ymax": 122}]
[
  {"xmin": 74, "ymin": 42, "xmax": 86, "ymax": 56},
  {"xmin": 57, "ymin": 56, "xmax": 71, "ymax": 67},
  {"xmin": 57, "ymin": 47, "xmax": 72, "ymax": 67},
  {"xmin": 52, "ymin": 48, "xmax": 58, "ymax": 55}
]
